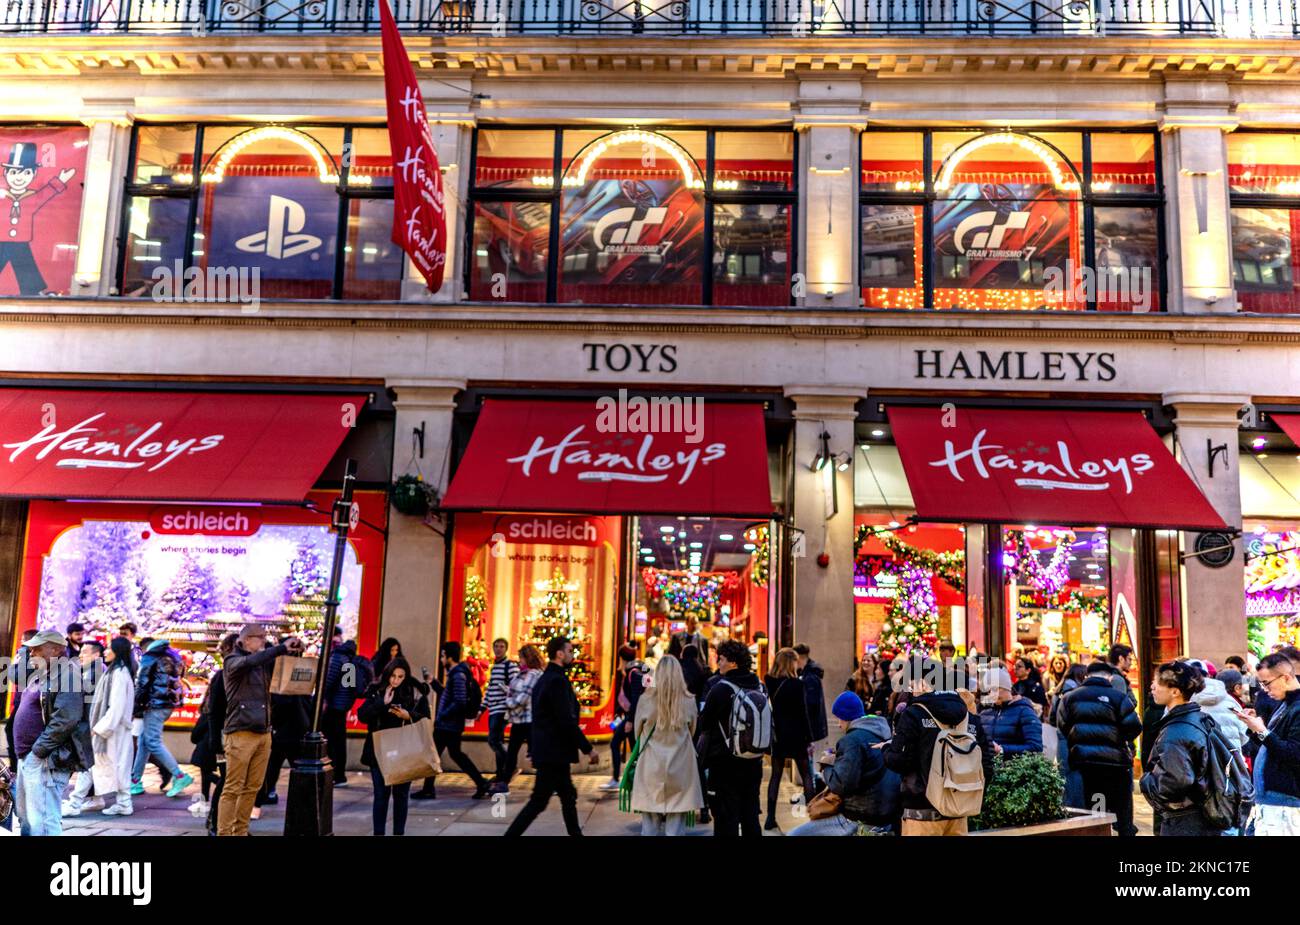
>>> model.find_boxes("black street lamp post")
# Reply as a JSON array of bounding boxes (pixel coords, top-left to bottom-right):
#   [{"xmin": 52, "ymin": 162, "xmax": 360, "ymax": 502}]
[{"xmin": 285, "ymin": 458, "xmax": 358, "ymax": 836}]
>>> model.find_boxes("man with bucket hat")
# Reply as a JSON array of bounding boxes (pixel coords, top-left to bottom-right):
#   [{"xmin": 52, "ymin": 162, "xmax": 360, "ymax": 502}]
[
  {"xmin": 0, "ymin": 141, "xmax": 76, "ymax": 295},
  {"xmin": 11, "ymin": 630, "xmax": 92, "ymax": 836}
]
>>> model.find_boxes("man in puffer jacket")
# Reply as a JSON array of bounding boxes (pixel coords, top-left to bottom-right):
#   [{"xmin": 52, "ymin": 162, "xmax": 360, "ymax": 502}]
[
  {"xmin": 1058, "ymin": 660, "xmax": 1142, "ymax": 836},
  {"xmin": 978, "ymin": 667, "xmax": 1043, "ymax": 756},
  {"xmin": 322, "ymin": 635, "xmax": 373, "ymax": 786},
  {"xmin": 790, "ymin": 692, "xmax": 900, "ymax": 836},
  {"xmin": 130, "ymin": 638, "xmax": 191, "ymax": 799}
]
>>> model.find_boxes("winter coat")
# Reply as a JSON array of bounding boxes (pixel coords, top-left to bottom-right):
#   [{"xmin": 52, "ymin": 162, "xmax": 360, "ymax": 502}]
[
  {"xmin": 1048, "ymin": 678, "xmax": 1079, "ymax": 727},
  {"xmin": 434, "ymin": 661, "xmax": 478, "ymax": 732},
  {"xmin": 629, "ymin": 685, "xmax": 703, "ymax": 815},
  {"xmin": 824, "ymin": 714, "xmax": 901, "ymax": 825},
  {"xmin": 801, "ymin": 659, "xmax": 830, "ymax": 742},
  {"xmin": 766, "ymin": 673, "xmax": 813, "ymax": 758},
  {"xmin": 528, "ymin": 663, "xmax": 593, "ymax": 764},
  {"xmin": 680, "ymin": 658, "xmax": 708, "ymax": 703},
  {"xmin": 1139, "ymin": 702, "xmax": 1213, "ymax": 816},
  {"xmin": 89, "ymin": 666, "xmax": 135, "ymax": 794},
  {"xmin": 222, "ymin": 642, "xmax": 288, "ymax": 735},
  {"xmin": 979, "ymin": 696, "xmax": 1044, "ymax": 755},
  {"xmin": 866, "ymin": 680, "xmax": 892, "ymax": 716},
  {"xmin": 1012, "ymin": 677, "xmax": 1048, "ymax": 711},
  {"xmin": 696, "ymin": 668, "xmax": 763, "ymax": 765},
  {"xmin": 883, "ymin": 691, "xmax": 994, "ymax": 812},
  {"xmin": 356, "ymin": 681, "xmax": 431, "ymax": 768},
  {"xmin": 270, "ymin": 694, "xmax": 311, "ymax": 748},
  {"xmin": 1057, "ymin": 676, "xmax": 1142, "ymax": 769},
  {"xmin": 205, "ymin": 668, "xmax": 227, "ymax": 756},
  {"xmin": 614, "ymin": 662, "xmax": 646, "ymax": 720},
  {"xmin": 134, "ymin": 640, "xmax": 182, "ymax": 716},
  {"xmin": 324, "ymin": 640, "xmax": 373, "ymax": 713},
  {"xmin": 1255, "ymin": 687, "xmax": 1300, "ymax": 802},
  {"xmin": 31, "ymin": 673, "xmax": 93, "ymax": 773},
  {"xmin": 1193, "ymin": 677, "xmax": 1248, "ymax": 753}
]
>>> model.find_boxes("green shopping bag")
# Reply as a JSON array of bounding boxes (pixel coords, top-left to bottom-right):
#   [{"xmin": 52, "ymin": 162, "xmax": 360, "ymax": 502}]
[{"xmin": 617, "ymin": 725, "xmax": 650, "ymax": 813}]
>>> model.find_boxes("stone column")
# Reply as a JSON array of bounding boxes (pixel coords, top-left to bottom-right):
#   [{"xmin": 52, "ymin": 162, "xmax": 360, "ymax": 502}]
[
  {"xmin": 1160, "ymin": 80, "xmax": 1237, "ymax": 314},
  {"xmin": 796, "ymin": 80, "xmax": 864, "ymax": 308},
  {"xmin": 1165, "ymin": 392, "xmax": 1249, "ymax": 663},
  {"xmin": 381, "ymin": 379, "xmax": 464, "ymax": 674},
  {"xmin": 402, "ymin": 114, "xmax": 473, "ymax": 303},
  {"xmin": 785, "ymin": 387, "xmax": 866, "ymax": 745},
  {"xmin": 72, "ymin": 109, "xmax": 133, "ymax": 297}
]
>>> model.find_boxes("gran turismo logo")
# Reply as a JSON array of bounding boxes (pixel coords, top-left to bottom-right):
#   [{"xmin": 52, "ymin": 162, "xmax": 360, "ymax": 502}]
[
  {"xmin": 592, "ymin": 206, "xmax": 671, "ymax": 256},
  {"xmin": 953, "ymin": 210, "xmax": 1034, "ymax": 259},
  {"xmin": 236, "ymin": 194, "xmax": 322, "ymax": 259}
]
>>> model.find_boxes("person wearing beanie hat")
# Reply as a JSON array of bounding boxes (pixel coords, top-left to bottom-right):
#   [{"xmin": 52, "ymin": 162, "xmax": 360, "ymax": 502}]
[
  {"xmin": 789, "ymin": 692, "xmax": 899, "ymax": 836},
  {"xmin": 978, "ymin": 667, "xmax": 1043, "ymax": 757}
]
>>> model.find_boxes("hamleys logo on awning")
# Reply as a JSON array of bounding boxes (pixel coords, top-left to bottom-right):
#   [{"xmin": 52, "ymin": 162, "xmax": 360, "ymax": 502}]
[
  {"xmin": 2, "ymin": 413, "xmax": 225, "ymax": 473},
  {"xmin": 927, "ymin": 428, "xmax": 1155, "ymax": 494},
  {"xmin": 506, "ymin": 425, "xmax": 727, "ymax": 486}
]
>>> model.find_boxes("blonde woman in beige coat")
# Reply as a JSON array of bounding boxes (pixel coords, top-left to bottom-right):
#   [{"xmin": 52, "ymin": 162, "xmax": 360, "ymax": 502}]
[{"xmin": 630, "ymin": 655, "xmax": 704, "ymax": 836}]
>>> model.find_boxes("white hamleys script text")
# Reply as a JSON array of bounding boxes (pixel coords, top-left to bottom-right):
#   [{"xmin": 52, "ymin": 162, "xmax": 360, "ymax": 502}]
[
  {"xmin": 3, "ymin": 413, "xmax": 224, "ymax": 472},
  {"xmin": 507, "ymin": 426, "xmax": 726, "ymax": 485},
  {"xmin": 928, "ymin": 428, "xmax": 1155, "ymax": 493}
]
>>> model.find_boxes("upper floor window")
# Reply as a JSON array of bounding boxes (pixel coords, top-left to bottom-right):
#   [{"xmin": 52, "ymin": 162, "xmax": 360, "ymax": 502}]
[
  {"xmin": 119, "ymin": 124, "xmax": 403, "ymax": 301},
  {"xmin": 861, "ymin": 128, "xmax": 1162, "ymax": 312},
  {"xmin": 0, "ymin": 125, "xmax": 88, "ymax": 298},
  {"xmin": 467, "ymin": 126, "xmax": 796, "ymax": 307},
  {"xmin": 1229, "ymin": 132, "xmax": 1300, "ymax": 314}
]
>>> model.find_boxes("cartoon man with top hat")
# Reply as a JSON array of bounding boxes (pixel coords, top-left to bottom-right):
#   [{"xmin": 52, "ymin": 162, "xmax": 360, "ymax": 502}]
[{"xmin": 0, "ymin": 142, "xmax": 76, "ymax": 295}]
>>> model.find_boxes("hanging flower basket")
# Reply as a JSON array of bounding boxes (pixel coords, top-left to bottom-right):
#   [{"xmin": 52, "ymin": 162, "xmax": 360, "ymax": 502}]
[{"xmin": 390, "ymin": 474, "xmax": 438, "ymax": 516}]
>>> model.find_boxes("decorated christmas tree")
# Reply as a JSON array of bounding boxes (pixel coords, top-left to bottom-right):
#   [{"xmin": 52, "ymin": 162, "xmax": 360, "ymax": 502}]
[
  {"xmin": 155, "ymin": 551, "xmax": 219, "ymax": 626},
  {"xmin": 855, "ymin": 525, "xmax": 964, "ymax": 658},
  {"xmin": 278, "ymin": 541, "xmax": 332, "ymax": 645},
  {"xmin": 225, "ymin": 578, "xmax": 253, "ymax": 616},
  {"xmin": 70, "ymin": 521, "xmax": 149, "ymax": 632},
  {"xmin": 520, "ymin": 569, "xmax": 601, "ymax": 709},
  {"xmin": 462, "ymin": 573, "xmax": 489, "ymax": 662}
]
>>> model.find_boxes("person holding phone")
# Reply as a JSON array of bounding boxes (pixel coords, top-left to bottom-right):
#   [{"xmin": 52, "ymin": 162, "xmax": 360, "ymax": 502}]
[
  {"xmin": 357, "ymin": 657, "xmax": 430, "ymax": 836},
  {"xmin": 1233, "ymin": 652, "xmax": 1300, "ymax": 836}
]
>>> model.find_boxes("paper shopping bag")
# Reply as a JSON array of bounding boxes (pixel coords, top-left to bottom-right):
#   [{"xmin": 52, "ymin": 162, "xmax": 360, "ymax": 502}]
[
  {"xmin": 373, "ymin": 717, "xmax": 442, "ymax": 786},
  {"xmin": 270, "ymin": 656, "xmax": 318, "ymax": 696}
]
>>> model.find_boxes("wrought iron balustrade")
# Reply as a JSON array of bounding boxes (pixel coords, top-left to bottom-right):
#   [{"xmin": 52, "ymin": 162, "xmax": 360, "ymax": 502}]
[{"xmin": 4, "ymin": 0, "xmax": 1298, "ymax": 36}]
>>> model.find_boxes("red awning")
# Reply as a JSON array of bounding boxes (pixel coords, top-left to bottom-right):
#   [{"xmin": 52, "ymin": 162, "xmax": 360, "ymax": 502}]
[
  {"xmin": 0, "ymin": 389, "xmax": 365, "ymax": 502},
  {"xmin": 442, "ymin": 398, "xmax": 772, "ymax": 516},
  {"xmin": 886, "ymin": 406, "xmax": 1227, "ymax": 531},
  {"xmin": 1271, "ymin": 413, "xmax": 1300, "ymax": 450}
]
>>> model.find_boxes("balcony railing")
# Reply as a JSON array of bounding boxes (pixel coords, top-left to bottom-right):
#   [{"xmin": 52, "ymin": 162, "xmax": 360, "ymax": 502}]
[{"xmin": 5, "ymin": 0, "xmax": 1299, "ymax": 36}]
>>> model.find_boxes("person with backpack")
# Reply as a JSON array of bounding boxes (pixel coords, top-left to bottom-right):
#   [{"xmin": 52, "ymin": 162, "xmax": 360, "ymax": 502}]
[
  {"xmin": 130, "ymin": 637, "xmax": 192, "ymax": 799},
  {"xmin": 697, "ymin": 639, "xmax": 769, "ymax": 837},
  {"xmin": 323, "ymin": 631, "xmax": 374, "ymax": 788},
  {"xmin": 883, "ymin": 654, "xmax": 993, "ymax": 836},
  {"xmin": 601, "ymin": 644, "xmax": 645, "ymax": 792},
  {"xmin": 491, "ymin": 644, "xmax": 544, "ymax": 793},
  {"xmin": 504, "ymin": 636, "xmax": 599, "ymax": 836},
  {"xmin": 1057, "ymin": 660, "xmax": 1142, "ymax": 836},
  {"xmin": 1234, "ymin": 651, "xmax": 1300, "ymax": 835},
  {"xmin": 764, "ymin": 646, "xmax": 815, "ymax": 831},
  {"xmin": 1140, "ymin": 661, "xmax": 1215, "ymax": 836},
  {"xmin": 483, "ymin": 637, "xmax": 520, "ymax": 789},
  {"xmin": 414, "ymin": 641, "xmax": 490, "ymax": 801}
]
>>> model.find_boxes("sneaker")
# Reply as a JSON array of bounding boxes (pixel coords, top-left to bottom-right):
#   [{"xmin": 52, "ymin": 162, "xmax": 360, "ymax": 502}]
[
  {"xmin": 102, "ymin": 804, "xmax": 133, "ymax": 816},
  {"xmin": 129, "ymin": 782, "xmax": 145, "ymax": 796},
  {"xmin": 60, "ymin": 801, "xmax": 82, "ymax": 817},
  {"xmin": 250, "ymin": 807, "xmax": 262, "ymax": 820},
  {"xmin": 164, "ymin": 773, "xmax": 193, "ymax": 798},
  {"xmin": 598, "ymin": 778, "xmax": 621, "ymax": 791}
]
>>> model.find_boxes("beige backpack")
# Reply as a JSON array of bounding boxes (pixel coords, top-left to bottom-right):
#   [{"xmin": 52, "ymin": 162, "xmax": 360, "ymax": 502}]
[{"xmin": 915, "ymin": 703, "xmax": 985, "ymax": 818}]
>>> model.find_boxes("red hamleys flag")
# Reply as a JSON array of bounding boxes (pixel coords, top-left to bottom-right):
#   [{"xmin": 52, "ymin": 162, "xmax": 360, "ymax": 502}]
[{"xmin": 379, "ymin": 0, "xmax": 446, "ymax": 291}]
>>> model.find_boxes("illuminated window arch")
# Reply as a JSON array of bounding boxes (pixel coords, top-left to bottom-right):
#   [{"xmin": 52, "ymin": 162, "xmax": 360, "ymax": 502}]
[
  {"xmin": 560, "ymin": 129, "xmax": 707, "ymax": 189},
  {"xmin": 194, "ymin": 126, "xmax": 372, "ymax": 186},
  {"xmin": 934, "ymin": 130, "xmax": 1083, "ymax": 194}
]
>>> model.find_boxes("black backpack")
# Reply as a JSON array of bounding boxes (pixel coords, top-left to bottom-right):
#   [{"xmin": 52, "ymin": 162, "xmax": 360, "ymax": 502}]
[
  {"xmin": 1174, "ymin": 716, "xmax": 1253, "ymax": 830},
  {"xmin": 459, "ymin": 664, "xmax": 483, "ymax": 718}
]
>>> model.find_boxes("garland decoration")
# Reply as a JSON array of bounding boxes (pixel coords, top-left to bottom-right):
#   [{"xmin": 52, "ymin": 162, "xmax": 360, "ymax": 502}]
[
  {"xmin": 854, "ymin": 524, "xmax": 965, "ymax": 658},
  {"xmin": 1004, "ymin": 529, "xmax": 1074, "ymax": 597},
  {"xmin": 642, "ymin": 567, "xmax": 740, "ymax": 620},
  {"xmin": 745, "ymin": 525, "xmax": 769, "ymax": 588}
]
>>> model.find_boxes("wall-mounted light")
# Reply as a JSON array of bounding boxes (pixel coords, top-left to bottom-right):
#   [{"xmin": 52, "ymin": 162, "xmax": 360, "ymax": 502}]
[
  {"xmin": 811, "ymin": 431, "xmax": 832, "ymax": 471},
  {"xmin": 835, "ymin": 451, "xmax": 852, "ymax": 472}
]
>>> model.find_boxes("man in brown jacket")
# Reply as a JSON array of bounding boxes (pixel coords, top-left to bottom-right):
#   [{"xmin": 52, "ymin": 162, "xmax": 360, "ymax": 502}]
[{"xmin": 218, "ymin": 623, "xmax": 302, "ymax": 836}]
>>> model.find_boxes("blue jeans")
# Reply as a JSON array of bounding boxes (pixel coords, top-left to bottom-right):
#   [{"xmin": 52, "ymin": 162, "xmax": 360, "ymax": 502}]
[
  {"xmin": 16, "ymin": 753, "xmax": 70, "ymax": 836},
  {"xmin": 788, "ymin": 814, "xmax": 859, "ymax": 836},
  {"xmin": 132, "ymin": 708, "xmax": 181, "ymax": 783},
  {"xmin": 369, "ymin": 765, "xmax": 411, "ymax": 836}
]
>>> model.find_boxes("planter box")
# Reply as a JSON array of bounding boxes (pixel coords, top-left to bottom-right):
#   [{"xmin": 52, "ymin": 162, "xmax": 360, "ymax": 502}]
[{"xmin": 970, "ymin": 808, "xmax": 1117, "ymax": 837}]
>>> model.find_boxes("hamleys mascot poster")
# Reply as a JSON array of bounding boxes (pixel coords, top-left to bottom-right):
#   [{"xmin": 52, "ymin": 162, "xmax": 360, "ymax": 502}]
[{"xmin": 0, "ymin": 127, "xmax": 88, "ymax": 297}]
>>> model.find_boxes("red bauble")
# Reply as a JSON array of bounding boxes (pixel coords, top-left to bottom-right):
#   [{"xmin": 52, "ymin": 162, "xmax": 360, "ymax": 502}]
[{"xmin": 816, "ymin": 552, "xmax": 830, "ymax": 569}]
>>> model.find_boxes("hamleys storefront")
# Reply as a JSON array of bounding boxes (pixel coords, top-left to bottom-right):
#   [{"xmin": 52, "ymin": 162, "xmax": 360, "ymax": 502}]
[
  {"xmin": 439, "ymin": 393, "xmax": 787, "ymax": 740},
  {"xmin": 851, "ymin": 400, "xmax": 1229, "ymax": 697},
  {"xmin": 0, "ymin": 386, "xmax": 390, "ymax": 727}
]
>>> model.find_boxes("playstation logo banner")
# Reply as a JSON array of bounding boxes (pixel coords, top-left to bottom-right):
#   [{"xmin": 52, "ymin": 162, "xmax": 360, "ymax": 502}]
[{"xmin": 379, "ymin": 0, "xmax": 446, "ymax": 292}]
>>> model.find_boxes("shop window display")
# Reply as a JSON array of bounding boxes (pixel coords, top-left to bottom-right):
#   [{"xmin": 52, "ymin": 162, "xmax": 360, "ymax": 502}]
[
  {"xmin": 1002, "ymin": 525, "xmax": 1113, "ymax": 663},
  {"xmin": 16, "ymin": 493, "xmax": 387, "ymax": 726},
  {"xmin": 1228, "ymin": 133, "xmax": 1300, "ymax": 314},
  {"xmin": 0, "ymin": 125, "xmax": 89, "ymax": 297},
  {"xmin": 467, "ymin": 126, "xmax": 796, "ymax": 306},
  {"xmin": 1244, "ymin": 524, "xmax": 1300, "ymax": 656},
  {"xmin": 118, "ymin": 124, "xmax": 402, "ymax": 301},
  {"xmin": 861, "ymin": 128, "xmax": 1162, "ymax": 312}
]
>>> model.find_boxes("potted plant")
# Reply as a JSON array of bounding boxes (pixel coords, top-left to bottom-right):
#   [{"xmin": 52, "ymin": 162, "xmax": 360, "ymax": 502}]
[
  {"xmin": 390, "ymin": 473, "xmax": 438, "ymax": 516},
  {"xmin": 970, "ymin": 753, "xmax": 1116, "ymax": 836}
]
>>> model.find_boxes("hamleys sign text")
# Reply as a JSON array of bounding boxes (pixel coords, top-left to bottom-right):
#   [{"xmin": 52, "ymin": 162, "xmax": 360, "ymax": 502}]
[
  {"xmin": 929, "ymin": 428, "xmax": 1155, "ymax": 494},
  {"xmin": 2, "ymin": 413, "xmax": 224, "ymax": 473},
  {"xmin": 507, "ymin": 426, "xmax": 727, "ymax": 485}
]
